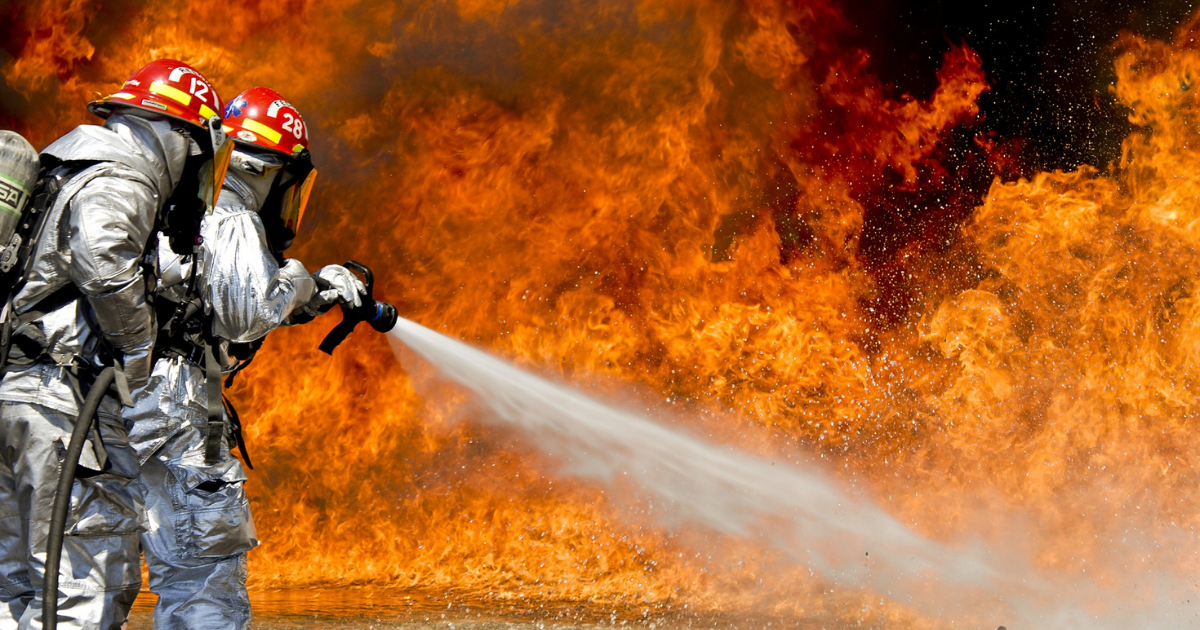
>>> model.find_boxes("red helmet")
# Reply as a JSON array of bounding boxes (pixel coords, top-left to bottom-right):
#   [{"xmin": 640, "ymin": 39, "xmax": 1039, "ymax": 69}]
[
  {"xmin": 222, "ymin": 86, "xmax": 309, "ymax": 156},
  {"xmin": 88, "ymin": 59, "xmax": 223, "ymax": 130},
  {"xmin": 223, "ymin": 87, "xmax": 317, "ymax": 241}
]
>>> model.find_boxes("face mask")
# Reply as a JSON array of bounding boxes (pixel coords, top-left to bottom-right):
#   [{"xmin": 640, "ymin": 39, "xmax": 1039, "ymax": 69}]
[
  {"xmin": 259, "ymin": 148, "xmax": 317, "ymax": 254},
  {"xmin": 225, "ymin": 149, "xmax": 284, "ymax": 208},
  {"xmin": 278, "ymin": 162, "xmax": 317, "ymax": 234},
  {"xmin": 229, "ymin": 146, "xmax": 315, "ymax": 232}
]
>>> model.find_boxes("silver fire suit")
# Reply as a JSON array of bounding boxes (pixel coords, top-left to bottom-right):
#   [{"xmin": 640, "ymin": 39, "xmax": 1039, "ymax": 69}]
[
  {"xmin": 0, "ymin": 112, "xmax": 188, "ymax": 629},
  {"xmin": 124, "ymin": 152, "xmax": 320, "ymax": 630}
]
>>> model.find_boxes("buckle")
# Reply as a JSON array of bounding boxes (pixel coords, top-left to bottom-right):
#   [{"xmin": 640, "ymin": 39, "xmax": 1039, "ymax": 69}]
[
  {"xmin": 49, "ymin": 351, "xmax": 79, "ymax": 370},
  {"xmin": 190, "ymin": 342, "xmax": 207, "ymax": 365}
]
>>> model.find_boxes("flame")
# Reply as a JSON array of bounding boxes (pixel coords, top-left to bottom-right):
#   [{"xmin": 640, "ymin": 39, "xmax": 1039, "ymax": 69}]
[{"xmin": 4, "ymin": 0, "xmax": 1200, "ymax": 624}]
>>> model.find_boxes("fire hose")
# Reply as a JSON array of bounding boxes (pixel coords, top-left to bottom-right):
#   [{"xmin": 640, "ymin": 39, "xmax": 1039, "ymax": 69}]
[{"xmin": 43, "ymin": 365, "xmax": 115, "ymax": 630}]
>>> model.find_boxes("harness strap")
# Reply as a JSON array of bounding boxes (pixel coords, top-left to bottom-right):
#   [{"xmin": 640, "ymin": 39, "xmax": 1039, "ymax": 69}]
[
  {"xmin": 203, "ymin": 341, "xmax": 224, "ymax": 465},
  {"xmin": 222, "ymin": 394, "xmax": 253, "ymax": 469},
  {"xmin": 14, "ymin": 283, "xmax": 81, "ymax": 325},
  {"xmin": 154, "ymin": 335, "xmax": 207, "ymax": 365},
  {"xmin": 157, "ymin": 256, "xmax": 257, "ymax": 469},
  {"xmin": 0, "ymin": 298, "xmax": 12, "ymax": 368}
]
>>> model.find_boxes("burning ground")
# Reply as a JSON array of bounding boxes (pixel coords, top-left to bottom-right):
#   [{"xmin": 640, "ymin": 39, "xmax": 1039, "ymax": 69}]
[{"xmin": 4, "ymin": 0, "xmax": 1200, "ymax": 627}]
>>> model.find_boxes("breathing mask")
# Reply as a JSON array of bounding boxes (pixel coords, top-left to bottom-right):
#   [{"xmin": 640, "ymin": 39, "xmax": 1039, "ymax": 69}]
[{"xmin": 258, "ymin": 148, "xmax": 317, "ymax": 254}]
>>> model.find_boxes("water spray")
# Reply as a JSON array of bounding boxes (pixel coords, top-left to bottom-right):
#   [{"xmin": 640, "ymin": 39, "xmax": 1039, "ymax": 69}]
[
  {"xmin": 301, "ymin": 262, "xmax": 1032, "ymax": 624},
  {"xmin": 384, "ymin": 317, "xmax": 1194, "ymax": 629}
]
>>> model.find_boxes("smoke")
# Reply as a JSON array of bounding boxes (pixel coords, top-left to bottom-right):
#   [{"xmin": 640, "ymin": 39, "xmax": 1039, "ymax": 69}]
[{"xmin": 388, "ymin": 316, "xmax": 1199, "ymax": 628}]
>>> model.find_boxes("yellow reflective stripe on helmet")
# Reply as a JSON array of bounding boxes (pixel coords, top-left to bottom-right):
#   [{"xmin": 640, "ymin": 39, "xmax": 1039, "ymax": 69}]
[
  {"xmin": 199, "ymin": 104, "xmax": 217, "ymax": 120},
  {"xmin": 110, "ymin": 92, "xmax": 135, "ymax": 100},
  {"xmin": 241, "ymin": 119, "xmax": 282, "ymax": 144},
  {"xmin": 150, "ymin": 81, "xmax": 192, "ymax": 106}
]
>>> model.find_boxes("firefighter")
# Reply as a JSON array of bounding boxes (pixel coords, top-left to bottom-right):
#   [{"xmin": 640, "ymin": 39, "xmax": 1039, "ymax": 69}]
[
  {"xmin": 0, "ymin": 59, "xmax": 232, "ymax": 629},
  {"xmin": 124, "ymin": 86, "xmax": 363, "ymax": 630}
]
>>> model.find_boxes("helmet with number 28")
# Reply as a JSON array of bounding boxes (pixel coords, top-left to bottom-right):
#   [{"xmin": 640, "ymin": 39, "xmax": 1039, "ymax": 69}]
[
  {"xmin": 87, "ymin": 58, "xmax": 233, "ymax": 213},
  {"xmin": 222, "ymin": 86, "xmax": 309, "ymax": 156},
  {"xmin": 222, "ymin": 86, "xmax": 317, "ymax": 242}
]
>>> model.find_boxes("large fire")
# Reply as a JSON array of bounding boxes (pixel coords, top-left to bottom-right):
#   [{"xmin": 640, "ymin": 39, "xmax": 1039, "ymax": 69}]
[{"xmin": 3, "ymin": 0, "xmax": 1199, "ymax": 626}]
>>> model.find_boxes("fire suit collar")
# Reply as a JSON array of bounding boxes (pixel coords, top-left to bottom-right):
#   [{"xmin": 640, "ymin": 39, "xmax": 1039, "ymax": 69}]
[
  {"xmin": 41, "ymin": 112, "xmax": 189, "ymax": 201},
  {"xmin": 105, "ymin": 111, "xmax": 189, "ymax": 192}
]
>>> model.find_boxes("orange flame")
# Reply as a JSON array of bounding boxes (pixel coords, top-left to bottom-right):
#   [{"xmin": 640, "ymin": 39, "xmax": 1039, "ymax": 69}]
[{"xmin": 4, "ymin": 0, "xmax": 1200, "ymax": 625}]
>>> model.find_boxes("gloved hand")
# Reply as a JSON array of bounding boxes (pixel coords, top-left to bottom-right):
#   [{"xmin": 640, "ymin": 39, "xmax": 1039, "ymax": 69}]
[
  {"xmin": 289, "ymin": 264, "xmax": 367, "ymax": 324},
  {"xmin": 315, "ymin": 264, "xmax": 366, "ymax": 309}
]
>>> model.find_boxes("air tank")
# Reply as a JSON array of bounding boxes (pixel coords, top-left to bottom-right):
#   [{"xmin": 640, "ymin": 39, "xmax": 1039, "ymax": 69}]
[{"xmin": 0, "ymin": 131, "xmax": 39, "ymax": 273}]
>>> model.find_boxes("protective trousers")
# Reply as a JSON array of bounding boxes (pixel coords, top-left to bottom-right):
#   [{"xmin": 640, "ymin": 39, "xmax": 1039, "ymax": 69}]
[
  {"xmin": 0, "ymin": 401, "xmax": 142, "ymax": 630},
  {"xmin": 127, "ymin": 358, "xmax": 256, "ymax": 630}
]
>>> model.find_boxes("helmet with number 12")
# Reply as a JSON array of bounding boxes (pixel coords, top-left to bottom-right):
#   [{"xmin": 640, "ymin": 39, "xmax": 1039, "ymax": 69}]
[
  {"xmin": 221, "ymin": 86, "xmax": 317, "ymax": 246},
  {"xmin": 88, "ymin": 58, "xmax": 234, "ymax": 213}
]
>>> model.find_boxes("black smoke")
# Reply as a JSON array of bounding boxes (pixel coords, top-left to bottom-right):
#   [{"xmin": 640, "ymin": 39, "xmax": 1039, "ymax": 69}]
[{"xmin": 840, "ymin": 0, "xmax": 1197, "ymax": 171}]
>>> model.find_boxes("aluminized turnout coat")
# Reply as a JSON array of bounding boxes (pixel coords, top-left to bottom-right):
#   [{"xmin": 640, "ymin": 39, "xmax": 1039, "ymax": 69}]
[
  {"xmin": 124, "ymin": 158, "xmax": 317, "ymax": 630},
  {"xmin": 0, "ymin": 112, "xmax": 187, "ymax": 630}
]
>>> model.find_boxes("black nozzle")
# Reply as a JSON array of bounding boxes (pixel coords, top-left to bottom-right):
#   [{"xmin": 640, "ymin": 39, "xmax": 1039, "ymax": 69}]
[
  {"xmin": 318, "ymin": 260, "xmax": 398, "ymax": 355},
  {"xmin": 368, "ymin": 301, "xmax": 398, "ymax": 333}
]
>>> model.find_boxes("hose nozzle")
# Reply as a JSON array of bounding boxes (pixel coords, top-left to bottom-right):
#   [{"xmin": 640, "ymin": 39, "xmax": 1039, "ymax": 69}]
[{"xmin": 318, "ymin": 260, "xmax": 397, "ymax": 354}]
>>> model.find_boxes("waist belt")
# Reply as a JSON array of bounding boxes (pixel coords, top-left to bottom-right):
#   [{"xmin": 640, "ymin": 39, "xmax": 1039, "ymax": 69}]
[
  {"xmin": 2, "ymin": 283, "xmax": 84, "ymax": 368},
  {"xmin": 0, "ymin": 355, "xmax": 113, "ymax": 474}
]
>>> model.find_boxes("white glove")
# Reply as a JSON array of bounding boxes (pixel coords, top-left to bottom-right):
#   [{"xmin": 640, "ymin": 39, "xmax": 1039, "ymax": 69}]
[
  {"xmin": 315, "ymin": 264, "xmax": 366, "ymax": 308},
  {"xmin": 287, "ymin": 265, "xmax": 368, "ymax": 325}
]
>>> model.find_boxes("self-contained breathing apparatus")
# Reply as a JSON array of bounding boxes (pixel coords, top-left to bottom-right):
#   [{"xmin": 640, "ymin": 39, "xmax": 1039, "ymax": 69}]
[
  {"xmin": 0, "ymin": 132, "xmax": 41, "ymax": 276},
  {"xmin": 0, "ymin": 134, "xmax": 95, "ymax": 370}
]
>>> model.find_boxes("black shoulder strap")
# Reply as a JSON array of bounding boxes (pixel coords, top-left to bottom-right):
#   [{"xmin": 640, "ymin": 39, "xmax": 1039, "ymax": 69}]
[
  {"xmin": 15, "ymin": 159, "xmax": 98, "ymax": 276},
  {"xmin": 0, "ymin": 159, "xmax": 96, "ymax": 369}
]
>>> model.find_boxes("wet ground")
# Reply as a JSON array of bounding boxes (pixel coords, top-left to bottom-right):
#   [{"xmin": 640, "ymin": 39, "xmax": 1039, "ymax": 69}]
[{"xmin": 125, "ymin": 589, "xmax": 824, "ymax": 629}]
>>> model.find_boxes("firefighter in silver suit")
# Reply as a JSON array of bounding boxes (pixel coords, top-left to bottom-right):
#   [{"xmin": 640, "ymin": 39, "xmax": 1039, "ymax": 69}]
[
  {"xmin": 124, "ymin": 86, "xmax": 363, "ymax": 630},
  {"xmin": 0, "ymin": 60, "xmax": 232, "ymax": 630}
]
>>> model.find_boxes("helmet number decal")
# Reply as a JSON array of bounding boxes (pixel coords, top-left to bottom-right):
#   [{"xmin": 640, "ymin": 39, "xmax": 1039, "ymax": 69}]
[
  {"xmin": 281, "ymin": 112, "xmax": 304, "ymax": 140},
  {"xmin": 189, "ymin": 77, "xmax": 210, "ymax": 103}
]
